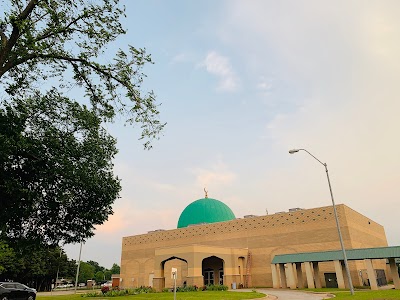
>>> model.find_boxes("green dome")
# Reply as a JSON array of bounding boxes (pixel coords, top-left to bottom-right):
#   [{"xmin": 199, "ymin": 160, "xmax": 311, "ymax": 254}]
[{"xmin": 177, "ymin": 198, "xmax": 236, "ymax": 228}]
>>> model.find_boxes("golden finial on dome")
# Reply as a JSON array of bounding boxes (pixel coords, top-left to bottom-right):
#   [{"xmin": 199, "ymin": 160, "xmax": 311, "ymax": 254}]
[{"xmin": 204, "ymin": 187, "xmax": 208, "ymax": 198}]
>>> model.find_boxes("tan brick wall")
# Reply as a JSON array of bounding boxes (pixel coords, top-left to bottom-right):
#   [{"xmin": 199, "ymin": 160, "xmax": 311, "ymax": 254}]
[{"xmin": 120, "ymin": 204, "xmax": 388, "ymax": 288}]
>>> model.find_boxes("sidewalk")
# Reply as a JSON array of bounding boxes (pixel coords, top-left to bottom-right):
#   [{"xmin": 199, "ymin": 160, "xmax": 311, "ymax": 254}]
[{"xmin": 233, "ymin": 288, "xmax": 333, "ymax": 300}]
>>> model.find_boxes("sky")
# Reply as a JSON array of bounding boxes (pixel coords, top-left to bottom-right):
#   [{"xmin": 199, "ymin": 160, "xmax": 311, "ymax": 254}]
[{"xmin": 64, "ymin": 0, "xmax": 400, "ymax": 269}]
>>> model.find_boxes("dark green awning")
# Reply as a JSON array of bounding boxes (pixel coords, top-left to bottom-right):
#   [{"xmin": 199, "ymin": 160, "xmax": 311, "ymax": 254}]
[{"xmin": 271, "ymin": 246, "xmax": 400, "ymax": 264}]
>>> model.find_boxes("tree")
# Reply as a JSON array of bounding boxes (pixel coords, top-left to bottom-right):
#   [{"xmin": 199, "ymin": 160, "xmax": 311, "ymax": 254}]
[
  {"xmin": 0, "ymin": 242, "xmax": 75, "ymax": 291},
  {"xmin": 104, "ymin": 270, "xmax": 112, "ymax": 281},
  {"xmin": 94, "ymin": 271, "xmax": 105, "ymax": 283},
  {"xmin": 110, "ymin": 263, "xmax": 120, "ymax": 275},
  {"xmin": 78, "ymin": 262, "xmax": 94, "ymax": 284},
  {"xmin": 87, "ymin": 260, "xmax": 104, "ymax": 274},
  {"xmin": 0, "ymin": 0, "xmax": 164, "ymax": 147},
  {"xmin": 0, "ymin": 92, "xmax": 121, "ymax": 245},
  {"xmin": 0, "ymin": 0, "xmax": 164, "ymax": 245},
  {"xmin": 0, "ymin": 240, "xmax": 17, "ymax": 275}
]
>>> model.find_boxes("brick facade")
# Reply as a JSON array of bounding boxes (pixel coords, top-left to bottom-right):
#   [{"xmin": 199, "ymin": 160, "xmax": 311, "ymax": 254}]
[{"xmin": 120, "ymin": 204, "xmax": 387, "ymax": 290}]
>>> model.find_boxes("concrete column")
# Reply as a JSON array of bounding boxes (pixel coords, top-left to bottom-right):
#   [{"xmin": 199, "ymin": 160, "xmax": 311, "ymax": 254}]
[
  {"xmin": 334, "ymin": 260, "xmax": 346, "ymax": 289},
  {"xmin": 278, "ymin": 264, "xmax": 287, "ymax": 289},
  {"xmin": 365, "ymin": 259, "xmax": 378, "ymax": 290},
  {"xmin": 389, "ymin": 258, "xmax": 400, "ymax": 289},
  {"xmin": 304, "ymin": 262, "xmax": 315, "ymax": 289},
  {"xmin": 296, "ymin": 263, "xmax": 304, "ymax": 288},
  {"xmin": 287, "ymin": 263, "xmax": 297, "ymax": 289},
  {"xmin": 152, "ymin": 262, "xmax": 165, "ymax": 291},
  {"xmin": 271, "ymin": 264, "xmax": 280, "ymax": 288},
  {"xmin": 313, "ymin": 262, "xmax": 322, "ymax": 288}
]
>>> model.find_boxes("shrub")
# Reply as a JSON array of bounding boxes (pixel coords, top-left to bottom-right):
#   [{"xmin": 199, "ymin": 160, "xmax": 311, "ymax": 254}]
[
  {"xmin": 204, "ymin": 284, "xmax": 228, "ymax": 291},
  {"xmin": 101, "ymin": 286, "xmax": 109, "ymax": 294},
  {"xmin": 82, "ymin": 286, "xmax": 155, "ymax": 297},
  {"xmin": 176, "ymin": 285, "xmax": 198, "ymax": 292}
]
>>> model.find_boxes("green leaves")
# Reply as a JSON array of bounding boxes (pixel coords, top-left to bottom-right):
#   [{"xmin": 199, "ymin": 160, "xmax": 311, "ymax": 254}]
[
  {"xmin": 0, "ymin": 91, "xmax": 121, "ymax": 245},
  {"xmin": 0, "ymin": 0, "xmax": 165, "ymax": 148},
  {"xmin": 0, "ymin": 241, "xmax": 16, "ymax": 274},
  {"xmin": 0, "ymin": 0, "xmax": 165, "ymax": 247}
]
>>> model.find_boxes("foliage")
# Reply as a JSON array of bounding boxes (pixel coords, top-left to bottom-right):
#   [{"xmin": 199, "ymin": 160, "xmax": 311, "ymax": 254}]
[
  {"xmin": 0, "ymin": 239, "xmax": 119, "ymax": 292},
  {"xmin": 83, "ymin": 286, "xmax": 156, "ymax": 297},
  {"xmin": 88, "ymin": 261, "xmax": 104, "ymax": 274},
  {"xmin": 101, "ymin": 286, "xmax": 109, "ymax": 294},
  {"xmin": 95, "ymin": 271, "xmax": 105, "ymax": 283},
  {"xmin": 78, "ymin": 262, "xmax": 95, "ymax": 284},
  {"xmin": 0, "ymin": 240, "xmax": 16, "ymax": 274},
  {"xmin": 204, "ymin": 284, "xmax": 228, "ymax": 291},
  {"xmin": 0, "ymin": 0, "xmax": 165, "ymax": 247},
  {"xmin": 0, "ymin": 241, "xmax": 76, "ymax": 291},
  {"xmin": 176, "ymin": 285, "xmax": 199, "ymax": 292},
  {"xmin": 110, "ymin": 263, "xmax": 120, "ymax": 275},
  {"xmin": 164, "ymin": 284, "xmax": 228, "ymax": 293},
  {"xmin": 104, "ymin": 270, "xmax": 112, "ymax": 280},
  {"xmin": 0, "ymin": 92, "xmax": 121, "ymax": 245},
  {"xmin": 0, "ymin": 0, "xmax": 165, "ymax": 148}
]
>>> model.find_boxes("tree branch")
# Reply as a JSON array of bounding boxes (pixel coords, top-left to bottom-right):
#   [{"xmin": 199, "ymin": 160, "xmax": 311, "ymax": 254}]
[
  {"xmin": 0, "ymin": 29, "xmax": 7, "ymax": 49},
  {"xmin": 35, "ymin": 14, "xmax": 86, "ymax": 43},
  {"xmin": 0, "ymin": 0, "xmax": 38, "ymax": 70},
  {"xmin": 1, "ymin": 52, "xmax": 142, "ymax": 105},
  {"xmin": 70, "ymin": 62, "xmax": 98, "ymax": 103}
]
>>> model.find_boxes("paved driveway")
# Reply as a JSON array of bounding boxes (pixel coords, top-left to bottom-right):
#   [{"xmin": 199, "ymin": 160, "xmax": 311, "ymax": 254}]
[{"xmin": 234, "ymin": 288, "xmax": 332, "ymax": 300}]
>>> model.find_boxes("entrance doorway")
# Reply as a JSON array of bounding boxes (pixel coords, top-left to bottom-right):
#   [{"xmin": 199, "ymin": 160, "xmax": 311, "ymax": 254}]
[
  {"xmin": 324, "ymin": 273, "xmax": 338, "ymax": 288},
  {"xmin": 202, "ymin": 256, "xmax": 224, "ymax": 285},
  {"xmin": 160, "ymin": 256, "xmax": 188, "ymax": 289},
  {"xmin": 204, "ymin": 269, "xmax": 214, "ymax": 285},
  {"xmin": 219, "ymin": 268, "xmax": 224, "ymax": 285}
]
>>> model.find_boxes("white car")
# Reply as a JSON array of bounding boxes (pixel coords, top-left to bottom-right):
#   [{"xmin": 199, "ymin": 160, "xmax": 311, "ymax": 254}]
[{"xmin": 101, "ymin": 281, "xmax": 112, "ymax": 288}]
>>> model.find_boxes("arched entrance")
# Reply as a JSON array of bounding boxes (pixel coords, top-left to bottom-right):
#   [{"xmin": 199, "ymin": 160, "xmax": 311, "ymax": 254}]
[
  {"xmin": 160, "ymin": 256, "xmax": 188, "ymax": 289},
  {"xmin": 202, "ymin": 256, "xmax": 224, "ymax": 285}
]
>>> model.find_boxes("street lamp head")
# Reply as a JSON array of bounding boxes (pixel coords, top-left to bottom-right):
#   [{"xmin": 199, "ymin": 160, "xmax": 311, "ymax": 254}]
[{"xmin": 289, "ymin": 149, "xmax": 300, "ymax": 154}]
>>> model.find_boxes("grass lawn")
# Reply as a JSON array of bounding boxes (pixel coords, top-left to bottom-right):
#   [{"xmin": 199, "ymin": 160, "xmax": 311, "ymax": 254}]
[
  {"xmin": 310, "ymin": 288, "xmax": 400, "ymax": 300},
  {"xmin": 36, "ymin": 291, "xmax": 266, "ymax": 300}
]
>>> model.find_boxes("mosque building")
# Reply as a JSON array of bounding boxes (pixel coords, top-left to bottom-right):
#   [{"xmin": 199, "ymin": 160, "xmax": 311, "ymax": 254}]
[{"xmin": 119, "ymin": 192, "xmax": 400, "ymax": 291}]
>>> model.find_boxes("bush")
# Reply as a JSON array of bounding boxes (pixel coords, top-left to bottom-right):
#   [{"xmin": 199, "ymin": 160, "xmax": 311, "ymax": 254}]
[
  {"xmin": 204, "ymin": 284, "xmax": 228, "ymax": 291},
  {"xmin": 82, "ymin": 286, "xmax": 155, "ymax": 297},
  {"xmin": 176, "ymin": 285, "xmax": 198, "ymax": 292}
]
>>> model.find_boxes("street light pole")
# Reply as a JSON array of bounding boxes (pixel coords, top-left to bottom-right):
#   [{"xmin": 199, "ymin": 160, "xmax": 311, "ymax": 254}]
[
  {"xmin": 74, "ymin": 241, "xmax": 83, "ymax": 294},
  {"xmin": 289, "ymin": 148, "xmax": 354, "ymax": 295}
]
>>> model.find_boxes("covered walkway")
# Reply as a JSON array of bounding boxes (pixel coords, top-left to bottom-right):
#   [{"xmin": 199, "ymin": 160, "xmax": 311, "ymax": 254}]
[{"xmin": 271, "ymin": 246, "xmax": 400, "ymax": 291}]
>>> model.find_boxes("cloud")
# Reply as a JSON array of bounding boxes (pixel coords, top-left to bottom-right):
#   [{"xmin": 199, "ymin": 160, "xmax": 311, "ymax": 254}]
[
  {"xmin": 201, "ymin": 51, "xmax": 239, "ymax": 92},
  {"xmin": 256, "ymin": 77, "xmax": 272, "ymax": 91},
  {"xmin": 95, "ymin": 200, "xmax": 178, "ymax": 236},
  {"xmin": 170, "ymin": 52, "xmax": 192, "ymax": 64},
  {"xmin": 215, "ymin": 0, "xmax": 400, "ymax": 246},
  {"xmin": 191, "ymin": 161, "xmax": 237, "ymax": 188}
]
